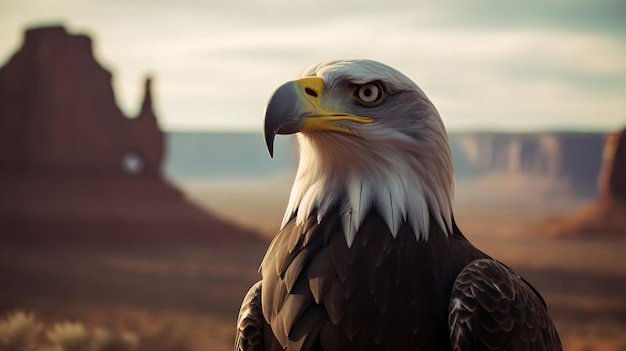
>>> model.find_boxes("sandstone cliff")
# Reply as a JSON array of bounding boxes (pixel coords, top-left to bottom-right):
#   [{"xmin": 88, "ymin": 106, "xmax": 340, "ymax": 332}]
[
  {"xmin": 599, "ymin": 129, "xmax": 626, "ymax": 201},
  {"xmin": 449, "ymin": 132, "xmax": 605, "ymax": 198},
  {"xmin": 0, "ymin": 25, "xmax": 262, "ymax": 246},
  {"xmin": 535, "ymin": 128, "xmax": 626, "ymax": 239}
]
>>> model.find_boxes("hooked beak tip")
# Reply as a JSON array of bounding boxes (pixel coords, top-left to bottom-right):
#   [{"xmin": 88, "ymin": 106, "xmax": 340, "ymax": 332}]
[{"xmin": 264, "ymin": 130, "xmax": 275, "ymax": 158}]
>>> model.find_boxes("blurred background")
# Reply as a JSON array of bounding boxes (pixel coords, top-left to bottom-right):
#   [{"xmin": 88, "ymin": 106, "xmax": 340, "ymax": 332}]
[{"xmin": 0, "ymin": 1, "xmax": 624, "ymax": 350}]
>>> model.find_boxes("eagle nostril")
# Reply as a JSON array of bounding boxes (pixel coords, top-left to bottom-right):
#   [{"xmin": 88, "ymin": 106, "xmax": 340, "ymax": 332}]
[{"xmin": 305, "ymin": 88, "xmax": 318, "ymax": 98}]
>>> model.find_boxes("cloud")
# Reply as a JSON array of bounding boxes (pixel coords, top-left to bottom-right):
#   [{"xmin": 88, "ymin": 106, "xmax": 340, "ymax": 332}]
[{"xmin": 0, "ymin": 0, "xmax": 624, "ymax": 131}]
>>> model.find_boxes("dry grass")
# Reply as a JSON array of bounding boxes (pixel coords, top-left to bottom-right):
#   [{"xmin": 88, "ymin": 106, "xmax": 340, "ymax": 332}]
[
  {"xmin": 0, "ymin": 245, "xmax": 266, "ymax": 351},
  {"xmin": 1, "ymin": 202, "xmax": 625, "ymax": 350}
]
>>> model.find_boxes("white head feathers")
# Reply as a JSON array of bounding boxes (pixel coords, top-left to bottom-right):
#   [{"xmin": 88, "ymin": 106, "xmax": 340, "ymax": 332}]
[{"xmin": 281, "ymin": 59, "xmax": 454, "ymax": 247}]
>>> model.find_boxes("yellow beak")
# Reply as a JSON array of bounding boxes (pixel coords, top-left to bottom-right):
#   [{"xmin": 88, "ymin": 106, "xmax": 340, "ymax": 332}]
[{"xmin": 263, "ymin": 77, "xmax": 373, "ymax": 157}]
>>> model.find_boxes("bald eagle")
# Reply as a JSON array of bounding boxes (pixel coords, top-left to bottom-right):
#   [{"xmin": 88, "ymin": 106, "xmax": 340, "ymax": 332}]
[{"xmin": 235, "ymin": 60, "xmax": 561, "ymax": 350}]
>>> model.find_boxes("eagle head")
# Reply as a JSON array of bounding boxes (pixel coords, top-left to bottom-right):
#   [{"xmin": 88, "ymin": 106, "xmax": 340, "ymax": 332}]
[{"xmin": 264, "ymin": 59, "xmax": 454, "ymax": 246}]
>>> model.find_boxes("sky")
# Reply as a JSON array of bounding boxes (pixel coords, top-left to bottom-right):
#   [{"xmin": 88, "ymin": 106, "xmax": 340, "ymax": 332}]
[{"xmin": 1, "ymin": 0, "xmax": 625, "ymax": 132}]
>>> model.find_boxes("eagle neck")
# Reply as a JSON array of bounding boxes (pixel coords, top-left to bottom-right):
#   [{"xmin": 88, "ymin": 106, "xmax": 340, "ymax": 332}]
[{"xmin": 282, "ymin": 132, "xmax": 454, "ymax": 247}]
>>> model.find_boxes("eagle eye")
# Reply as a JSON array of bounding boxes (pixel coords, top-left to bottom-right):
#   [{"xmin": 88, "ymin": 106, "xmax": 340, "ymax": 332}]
[{"xmin": 354, "ymin": 82, "xmax": 383, "ymax": 106}]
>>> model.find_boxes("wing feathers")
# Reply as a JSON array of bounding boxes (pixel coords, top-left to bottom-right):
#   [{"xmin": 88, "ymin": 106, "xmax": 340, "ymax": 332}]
[
  {"xmin": 235, "ymin": 282, "xmax": 283, "ymax": 351},
  {"xmin": 235, "ymin": 281, "xmax": 264, "ymax": 351},
  {"xmin": 448, "ymin": 259, "xmax": 562, "ymax": 351}
]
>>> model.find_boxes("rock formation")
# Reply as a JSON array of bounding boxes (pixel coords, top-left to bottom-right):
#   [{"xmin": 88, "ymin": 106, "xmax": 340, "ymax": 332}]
[
  {"xmin": 536, "ymin": 128, "xmax": 626, "ymax": 239},
  {"xmin": 0, "ymin": 25, "xmax": 163, "ymax": 175},
  {"xmin": 0, "ymin": 25, "xmax": 262, "ymax": 246},
  {"xmin": 449, "ymin": 132, "xmax": 605, "ymax": 198},
  {"xmin": 599, "ymin": 129, "xmax": 626, "ymax": 201}
]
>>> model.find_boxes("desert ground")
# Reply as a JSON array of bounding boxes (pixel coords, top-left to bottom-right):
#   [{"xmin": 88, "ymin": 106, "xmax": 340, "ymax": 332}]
[{"xmin": 1, "ymin": 180, "xmax": 625, "ymax": 351}]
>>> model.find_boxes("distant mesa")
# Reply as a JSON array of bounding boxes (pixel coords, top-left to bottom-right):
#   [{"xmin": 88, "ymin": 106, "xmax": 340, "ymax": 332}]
[
  {"xmin": 0, "ymin": 25, "xmax": 262, "ymax": 246},
  {"xmin": 535, "ymin": 128, "xmax": 626, "ymax": 240},
  {"xmin": 449, "ymin": 132, "xmax": 605, "ymax": 199}
]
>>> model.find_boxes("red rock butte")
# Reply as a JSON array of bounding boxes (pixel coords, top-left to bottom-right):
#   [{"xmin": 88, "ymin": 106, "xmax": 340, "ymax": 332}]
[
  {"xmin": 538, "ymin": 128, "xmax": 626, "ymax": 239},
  {"xmin": 0, "ymin": 25, "xmax": 262, "ymax": 246}
]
